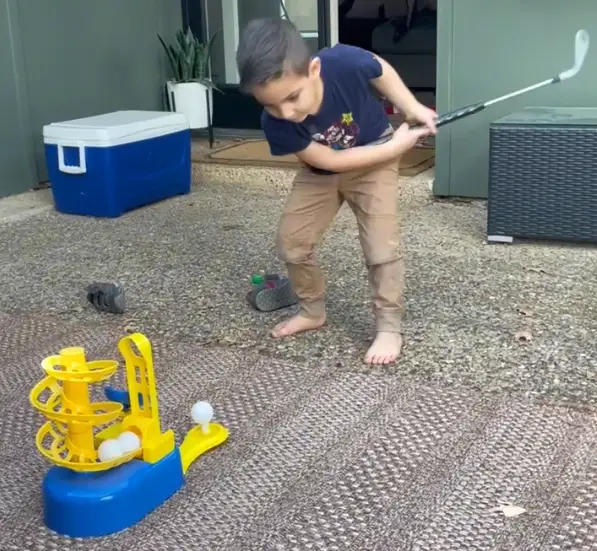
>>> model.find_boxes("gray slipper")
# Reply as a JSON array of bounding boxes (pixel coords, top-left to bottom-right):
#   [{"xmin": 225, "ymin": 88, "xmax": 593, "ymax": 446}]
[
  {"xmin": 85, "ymin": 282, "xmax": 126, "ymax": 314},
  {"xmin": 247, "ymin": 274, "xmax": 298, "ymax": 312}
]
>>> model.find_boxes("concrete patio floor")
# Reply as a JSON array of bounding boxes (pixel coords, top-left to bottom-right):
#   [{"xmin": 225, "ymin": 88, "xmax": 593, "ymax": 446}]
[
  {"xmin": 2, "ymin": 163, "xmax": 596, "ymax": 404},
  {"xmin": 1, "ymin": 162, "xmax": 597, "ymax": 550}
]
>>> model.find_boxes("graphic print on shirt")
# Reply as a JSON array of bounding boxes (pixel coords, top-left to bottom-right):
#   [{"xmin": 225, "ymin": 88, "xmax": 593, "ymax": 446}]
[{"xmin": 311, "ymin": 112, "xmax": 360, "ymax": 150}]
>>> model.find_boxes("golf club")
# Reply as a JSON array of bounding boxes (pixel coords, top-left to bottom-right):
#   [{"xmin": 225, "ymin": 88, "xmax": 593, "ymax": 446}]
[{"xmin": 413, "ymin": 29, "xmax": 590, "ymax": 130}]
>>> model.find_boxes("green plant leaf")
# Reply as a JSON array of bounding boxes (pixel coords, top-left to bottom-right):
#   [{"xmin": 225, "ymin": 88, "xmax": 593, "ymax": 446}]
[
  {"xmin": 185, "ymin": 27, "xmax": 193, "ymax": 47},
  {"xmin": 158, "ymin": 34, "xmax": 181, "ymax": 81},
  {"xmin": 170, "ymin": 45, "xmax": 183, "ymax": 81},
  {"xmin": 159, "ymin": 28, "xmax": 220, "ymax": 85},
  {"xmin": 193, "ymin": 78, "xmax": 224, "ymax": 93},
  {"xmin": 194, "ymin": 41, "xmax": 206, "ymax": 80},
  {"xmin": 203, "ymin": 30, "xmax": 218, "ymax": 78},
  {"xmin": 175, "ymin": 29, "xmax": 187, "ymax": 52},
  {"xmin": 184, "ymin": 43, "xmax": 196, "ymax": 82}
]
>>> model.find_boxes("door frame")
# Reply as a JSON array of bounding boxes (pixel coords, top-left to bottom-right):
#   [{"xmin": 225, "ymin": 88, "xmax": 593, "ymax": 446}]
[{"xmin": 183, "ymin": 0, "xmax": 337, "ymax": 131}]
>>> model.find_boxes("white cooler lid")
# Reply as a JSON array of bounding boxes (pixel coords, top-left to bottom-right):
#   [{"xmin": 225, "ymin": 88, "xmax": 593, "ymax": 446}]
[{"xmin": 43, "ymin": 110, "xmax": 190, "ymax": 147}]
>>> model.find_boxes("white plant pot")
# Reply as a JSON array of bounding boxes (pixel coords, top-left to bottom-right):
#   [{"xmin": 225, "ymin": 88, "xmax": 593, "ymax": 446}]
[{"xmin": 166, "ymin": 81, "xmax": 214, "ymax": 129}]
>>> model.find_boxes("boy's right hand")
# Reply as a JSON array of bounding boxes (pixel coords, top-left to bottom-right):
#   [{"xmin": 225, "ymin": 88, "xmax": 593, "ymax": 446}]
[{"xmin": 391, "ymin": 123, "xmax": 432, "ymax": 154}]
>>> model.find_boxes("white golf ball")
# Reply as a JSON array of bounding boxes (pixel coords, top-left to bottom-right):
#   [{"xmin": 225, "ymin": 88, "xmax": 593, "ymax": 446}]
[
  {"xmin": 97, "ymin": 439, "xmax": 124, "ymax": 462},
  {"xmin": 191, "ymin": 401, "xmax": 213, "ymax": 424},
  {"xmin": 117, "ymin": 431, "xmax": 141, "ymax": 454}
]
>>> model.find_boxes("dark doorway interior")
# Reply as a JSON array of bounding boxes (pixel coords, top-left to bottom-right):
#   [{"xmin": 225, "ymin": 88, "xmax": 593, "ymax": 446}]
[{"xmin": 338, "ymin": 0, "xmax": 437, "ymax": 107}]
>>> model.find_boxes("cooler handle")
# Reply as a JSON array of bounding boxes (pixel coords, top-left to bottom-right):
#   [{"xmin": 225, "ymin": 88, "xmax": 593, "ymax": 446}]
[{"xmin": 57, "ymin": 144, "xmax": 87, "ymax": 175}]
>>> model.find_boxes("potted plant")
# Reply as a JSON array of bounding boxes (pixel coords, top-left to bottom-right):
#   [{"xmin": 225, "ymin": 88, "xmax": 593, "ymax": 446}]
[{"xmin": 158, "ymin": 28, "xmax": 220, "ymax": 129}]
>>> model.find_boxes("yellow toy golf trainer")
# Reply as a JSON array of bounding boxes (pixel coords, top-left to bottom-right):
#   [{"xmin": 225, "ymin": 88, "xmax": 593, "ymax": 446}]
[{"xmin": 29, "ymin": 332, "xmax": 229, "ymax": 538}]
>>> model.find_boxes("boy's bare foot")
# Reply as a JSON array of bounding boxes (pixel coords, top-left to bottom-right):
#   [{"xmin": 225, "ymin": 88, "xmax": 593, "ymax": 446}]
[
  {"xmin": 364, "ymin": 332, "xmax": 403, "ymax": 365},
  {"xmin": 270, "ymin": 314, "xmax": 326, "ymax": 339}
]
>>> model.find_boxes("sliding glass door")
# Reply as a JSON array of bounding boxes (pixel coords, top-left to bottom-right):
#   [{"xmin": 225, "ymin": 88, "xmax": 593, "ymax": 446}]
[{"xmin": 185, "ymin": 0, "xmax": 335, "ymax": 129}]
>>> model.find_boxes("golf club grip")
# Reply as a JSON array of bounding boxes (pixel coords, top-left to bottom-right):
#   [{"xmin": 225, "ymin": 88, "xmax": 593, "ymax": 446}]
[{"xmin": 410, "ymin": 102, "xmax": 486, "ymax": 130}]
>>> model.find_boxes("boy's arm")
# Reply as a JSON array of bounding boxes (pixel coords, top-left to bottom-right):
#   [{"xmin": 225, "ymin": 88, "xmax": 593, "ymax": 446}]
[
  {"xmin": 295, "ymin": 123, "xmax": 430, "ymax": 173},
  {"xmin": 370, "ymin": 54, "xmax": 437, "ymax": 132}
]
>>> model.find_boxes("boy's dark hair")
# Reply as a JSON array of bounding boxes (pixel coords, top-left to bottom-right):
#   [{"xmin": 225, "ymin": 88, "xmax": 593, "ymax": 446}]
[{"xmin": 236, "ymin": 18, "xmax": 311, "ymax": 92}]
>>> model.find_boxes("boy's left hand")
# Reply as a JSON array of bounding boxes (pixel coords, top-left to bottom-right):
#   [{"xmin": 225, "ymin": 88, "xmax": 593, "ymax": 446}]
[{"xmin": 406, "ymin": 103, "xmax": 438, "ymax": 134}]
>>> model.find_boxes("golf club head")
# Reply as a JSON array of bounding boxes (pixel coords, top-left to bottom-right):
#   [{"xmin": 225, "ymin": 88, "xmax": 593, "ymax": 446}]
[{"xmin": 559, "ymin": 29, "xmax": 589, "ymax": 80}]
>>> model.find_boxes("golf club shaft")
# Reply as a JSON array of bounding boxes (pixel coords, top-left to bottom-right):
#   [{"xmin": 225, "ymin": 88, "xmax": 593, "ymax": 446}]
[
  {"xmin": 484, "ymin": 77, "xmax": 555, "ymax": 107},
  {"xmin": 410, "ymin": 25, "xmax": 589, "ymax": 131},
  {"xmin": 411, "ymin": 77, "xmax": 557, "ymax": 131},
  {"xmin": 407, "ymin": 28, "xmax": 588, "ymax": 131}
]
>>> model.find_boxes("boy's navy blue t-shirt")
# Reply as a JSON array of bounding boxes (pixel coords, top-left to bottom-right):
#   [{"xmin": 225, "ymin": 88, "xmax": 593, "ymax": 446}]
[{"xmin": 261, "ymin": 43, "xmax": 390, "ymax": 166}]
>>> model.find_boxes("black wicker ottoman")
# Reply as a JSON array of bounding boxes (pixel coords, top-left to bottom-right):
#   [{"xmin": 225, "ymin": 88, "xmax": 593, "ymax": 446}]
[{"xmin": 487, "ymin": 107, "xmax": 597, "ymax": 244}]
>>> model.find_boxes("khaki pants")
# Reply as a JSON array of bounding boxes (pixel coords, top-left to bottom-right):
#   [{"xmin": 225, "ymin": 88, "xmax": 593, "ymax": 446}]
[{"xmin": 276, "ymin": 159, "xmax": 404, "ymax": 333}]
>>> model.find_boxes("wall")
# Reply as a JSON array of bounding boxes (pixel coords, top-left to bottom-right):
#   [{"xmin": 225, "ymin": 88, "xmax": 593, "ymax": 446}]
[
  {"xmin": 0, "ymin": 0, "xmax": 182, "ymax": 197},
  {"xmin": 0, "ymin": 0, "xmax": 37, "ymax": 197},
  {"xmin": 435, "ymin": 0, "xmax": 597, "ymax": 198}
]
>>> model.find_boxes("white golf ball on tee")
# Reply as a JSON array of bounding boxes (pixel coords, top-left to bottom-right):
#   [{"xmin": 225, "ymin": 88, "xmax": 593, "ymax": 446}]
[{"xmin": 191, "ymin": 401, "xmax": 214, "ymax": 433}]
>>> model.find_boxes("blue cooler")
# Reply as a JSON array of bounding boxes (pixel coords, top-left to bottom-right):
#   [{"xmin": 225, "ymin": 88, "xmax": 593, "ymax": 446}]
[{"xmin": 43, "ymin": 110, "xmax": 191, "ymax": 218}]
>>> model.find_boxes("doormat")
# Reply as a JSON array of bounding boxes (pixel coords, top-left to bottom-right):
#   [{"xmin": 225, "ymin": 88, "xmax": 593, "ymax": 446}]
[{"xmin": 201, "ymin": 139, "xmax": 435, "ymax": 176}]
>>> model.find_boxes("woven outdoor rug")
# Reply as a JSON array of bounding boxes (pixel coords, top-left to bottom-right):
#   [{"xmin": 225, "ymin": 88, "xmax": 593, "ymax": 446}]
[
  {"xmin": 1, "ymin": 311, "xmax": 597, "ymax": 551},
  {"xmin": 200, "ymin": 139, "xmax": 435, "ymax": 176}
]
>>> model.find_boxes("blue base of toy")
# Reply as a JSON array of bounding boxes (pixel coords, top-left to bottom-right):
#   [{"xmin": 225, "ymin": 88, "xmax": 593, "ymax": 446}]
[{"xmin": 42, "ymin": 449, "xmax": 185, "ymax": 538}]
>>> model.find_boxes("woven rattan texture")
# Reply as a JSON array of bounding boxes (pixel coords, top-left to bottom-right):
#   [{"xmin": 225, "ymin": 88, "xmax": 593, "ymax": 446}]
[
  {"xmin": 488, "ymin": 125, "xmax": 597, "ymax": 243},
  {"xmin": 1, "ymin": 313, "xmax": 597, "ymax": 550}
]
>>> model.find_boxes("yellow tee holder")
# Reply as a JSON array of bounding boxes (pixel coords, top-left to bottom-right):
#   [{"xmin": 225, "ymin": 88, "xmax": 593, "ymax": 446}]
[
  {"xmin": 29, "ymin": 332, "xmax": 229, "ymax": 538},
  {"xmin": 94, "ymin": 333, "xmax": 177, "ymax": 465}
]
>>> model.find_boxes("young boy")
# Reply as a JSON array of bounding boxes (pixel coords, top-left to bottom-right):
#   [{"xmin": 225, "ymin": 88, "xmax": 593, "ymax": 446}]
[{"xmin": 236, "ymin": 18, "xmax": 437, "ymax": 365}]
